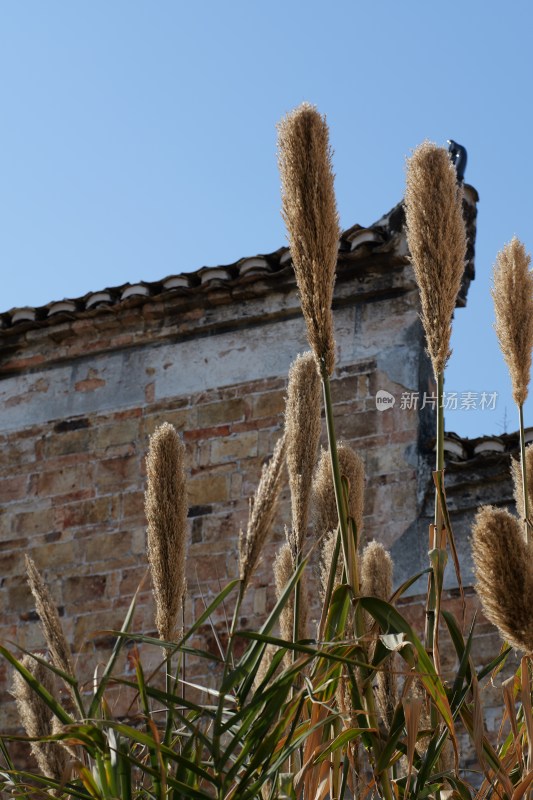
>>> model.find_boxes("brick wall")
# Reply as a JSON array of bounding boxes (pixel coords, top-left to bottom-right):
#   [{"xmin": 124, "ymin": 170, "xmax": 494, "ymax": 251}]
[
  {"xmin": 0, "ymin": 227, "xmax": 442, "ymax": 732},
  {"xmin": 4, "ymin": 193, "xmax": 514, "ymax": 778}
]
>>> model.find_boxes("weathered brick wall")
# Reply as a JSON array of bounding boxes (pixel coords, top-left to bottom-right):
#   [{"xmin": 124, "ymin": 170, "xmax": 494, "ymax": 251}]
[
  {"xmin": 5, "ymin": 191, "xmax": 509, "ymax": 777},
  {"xmin": 0, "ymin": 240, "xmax": 438, "ymax": 730}
]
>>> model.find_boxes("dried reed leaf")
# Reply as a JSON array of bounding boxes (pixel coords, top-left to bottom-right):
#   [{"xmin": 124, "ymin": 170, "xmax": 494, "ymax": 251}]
[
  {"xmin": 511, "ymin": 770, "xmax": 533, "ymax": 800},
  {"xmin": 521, "ymin": 657, "xmax": 533, "ymax": 771},
  {"xmin": 297, "ymin": 701, "xmax": 332, "ymax": 800},
  {"xmin": 403, "ymin": 696, "xmax": 423, "ymax": 798},
  {"xmin": 145, "ymin": 422, "xmax": 188, "ymax": 642},
  {"xmin": 278, "ymin": 103, "xmax": 340, "ymax": 375},
  {"xmin": 503, "ymin": 674, "xmax": 523, "ymax": 769},
  {"xmin": 405, "ymin": 141, "xmax": 467, "ymax": 377},
  {"xmin": 492, "ymin": 238, "xmax": 533, "ymax": 407}
]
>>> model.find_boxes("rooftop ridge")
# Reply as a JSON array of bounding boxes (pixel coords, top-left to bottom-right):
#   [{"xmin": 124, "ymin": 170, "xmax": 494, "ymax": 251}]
[
  {"xmin": 443, "ymin": 427, "xmax": 533, "ymax": 463},
  {"xmin": 0, "ymin": 187, "xmax": 478, "ymax": 334}
]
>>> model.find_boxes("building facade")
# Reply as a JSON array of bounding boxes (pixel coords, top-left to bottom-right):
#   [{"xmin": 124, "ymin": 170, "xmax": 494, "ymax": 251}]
[{"xmin": 4, "ymin": 184, "xmax": 519, "ymax": 758}]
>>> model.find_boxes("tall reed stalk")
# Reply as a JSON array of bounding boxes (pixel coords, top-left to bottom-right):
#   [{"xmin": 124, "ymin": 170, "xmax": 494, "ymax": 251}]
[
  {"xmin": 492, "ymin": 237, "xmax": 533, "ymax": 543},
  {"xmin": 278, "ymin": 101, "xmax": 394, "ymax": 800},
  {"xmin": 405, "ymin": 141, "xmax": 467, "ymax": 660},
  {"xmin": 145, "ymin": 422, "xmax": 188, "ymax": 745}
]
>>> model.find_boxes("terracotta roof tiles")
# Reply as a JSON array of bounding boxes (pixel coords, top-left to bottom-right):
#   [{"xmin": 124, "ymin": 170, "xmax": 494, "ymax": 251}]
[{"xmin": 0, "ymin": 186, "xmax": 478, "ymax": 335}]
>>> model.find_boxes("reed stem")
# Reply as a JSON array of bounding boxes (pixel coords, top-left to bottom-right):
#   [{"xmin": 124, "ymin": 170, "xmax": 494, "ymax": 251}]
[
  {"xmin": 320, "ymin": 361, "xmax": 393, "ymax": 800},
  {"xmin": 435, "ymin": 372, "xmax": 445, "ymax": 534},
  {"xmin": 426, "ymin": 371, "xmax": 445, "ymax": 766},
  {"xmin": 318, "ymin": 527, "xmax": 341, "ymax": 641},
  {"xmin": 292, "ymin": 555, "xmax": 301, "ymax": 661},
  {"xmin": 519, "ymin": 404, "xmax": 531, "ymax": 544},
  {"xmin": 426, "ymin": 372, "xmax": 445, "ymax": 659},
  {"xmin": 320, "ymin": 363, "xmax": 359, "ymax": 596}
]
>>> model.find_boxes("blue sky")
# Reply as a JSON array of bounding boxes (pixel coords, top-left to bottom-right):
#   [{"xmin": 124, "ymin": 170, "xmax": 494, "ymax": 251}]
[{"xmin": 1, "ymin": 1, "xmax": 532, "ymax": 438}]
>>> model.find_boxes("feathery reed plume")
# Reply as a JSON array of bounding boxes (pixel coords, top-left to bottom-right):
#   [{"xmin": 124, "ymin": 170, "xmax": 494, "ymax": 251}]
[
  {"xmin": 11, "ymin": 654, "xmax": 67, "ymax": 781},
  {"xmin": 277, "ymin": 103, "xmax": 340, "ymax": 375},
  {"xmin": 404, "ymin": 141, "xmax": 467, "ymax": 378},
  {"xmin": 239, "ymin": 435, "xmax": 286, "ymax": 591},
  {"xmin": 275, "ymin": 543, "xmax": 294, "ymax": 645},
  {"xmin": 145, "ymin": 422, "xmax": 188, "ymax": 642},
  {"xmin": 361, "ymin": 541, "xmax": 397, "ymax": 725},
  {"xmin": 361, "ymin": 541, "xmax": 393, "ymax": 603},
  {"xmin": 25, "ymin": 556, "xmax": 73, "ymax": 680},
  {"xmin": 472, "ymin": 506, "xmax": 533, "ymax": 652},
  {"xmin": 274, "ymin": 542, "xmax": 307, "ymax": 654},
  {"xmin": 492, "ymin": 238, "xmax": 533, "ymax": 407},
  {"xmin": 313, "ymin": 444, "xmax": 365, "ymax": 538},
  {"xmin": 285, "ymin": 351, "xmax": 322, "ymax": 559},
  {"xmin": 512, "ymin": 445, "xmax": 533, "ymax": 523}
]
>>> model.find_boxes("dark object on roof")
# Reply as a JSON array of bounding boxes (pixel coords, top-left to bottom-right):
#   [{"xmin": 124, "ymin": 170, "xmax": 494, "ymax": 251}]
[{"xmin": 447, "ymin": 139, "xmax": 467, "ymax": 182}]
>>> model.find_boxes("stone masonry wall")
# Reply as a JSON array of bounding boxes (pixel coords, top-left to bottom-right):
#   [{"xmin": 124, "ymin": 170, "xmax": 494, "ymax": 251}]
[
  {"xmin": 0, "ymin": 251, "xmax": 435, "ymax": 732},
  {"xmin": 1, "ymin": 187, "xmax": 515, "ymax": 775}
]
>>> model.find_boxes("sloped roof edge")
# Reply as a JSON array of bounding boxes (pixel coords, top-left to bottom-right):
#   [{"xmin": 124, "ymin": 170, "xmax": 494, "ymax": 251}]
[
  {"xmin": 0, "ymin": 185, "xmax": 478, "ymax": 335},
  {"xmin": 442, "ymin": 427, "xmax": 533, "ymax": 464}
]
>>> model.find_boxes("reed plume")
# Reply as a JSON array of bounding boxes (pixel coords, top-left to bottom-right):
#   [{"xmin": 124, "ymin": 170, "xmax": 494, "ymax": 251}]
[
  {"xmin": 361, "ymin": 541, "xmax": 393, "ymax": 600},
  {"xmin": 472, "ymin": 505, "xmax": 533, "ymax": 652},
  {"xmin": 145, "ymin": 422, "xmax": 188, "ymax": 642},
  {"xmin": 285, "ymin": 351, "xmax": 322, "ymax": 560},
  {"xmin": 361, "ymin": 541, "xmax": 397, "ymax": 725},
  {"xmin": 404, "ymin": 141, "xmax": 467, "ymax": 378},
  {"xmin": 11, "ymin": 654, "xmax": 67, "ymax": 781},
  {"xmin": 274, "ymin": 542, "xmax": 307, "ymax": 655},
  {"xmin": 25, "ymin": 556, "xmax": 74, "ymax": 680},
  {"xmin": 277, "ymin": 103, "xmax": 340, "ymax": 375},
  {"xmin": 239, "ymin": 435, "xmax": 286, "ymax": 591},
  {"xmin": 313, "ymin": 443, "xmax": 365, "ymax": 538},
  {"xmin": 512, "ymin": 445, "xmax": 533, "ymax": 523},
  {"xmin": 492, "ymin": 238, "xmax": 533, "ymax": 407}
]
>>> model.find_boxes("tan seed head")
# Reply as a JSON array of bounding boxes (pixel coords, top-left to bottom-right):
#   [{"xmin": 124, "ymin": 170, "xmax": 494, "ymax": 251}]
[
  {"xmin": 472, "ymin": 505, "xmax": 533, "ymax": 652},
  {"xmin": 361, "ymin": 540, "xmax": 393, "ymax": 602},
  {"xmin": 277, "ymin": 103, "xmax": 340, "ymax": 375},
  {"xmin": 25, "ymin": 556, "xmax": 74, "ymax": 681},
  {"xmin": 11, "ymin": 654, "xmax": 67, "ymax": 781},
  {"xmin": 405, "ymin": 141, "xmax": 467, "ymax": 377},
  {"xmin": 361, "ymin": 541, "xmax": 396, "ymax": 725},
  {"xmin": 239, "ymin": 435, "xmax": 286, "ymax": 591},
  {"xmin": 145, "ymin": 422, "xmax": 188, "ymax": 642},
  {"xmin": 492, "ymin": 237, "xmax": 533, "ymax": 407},
  {"xmin": 274, "ymin": 541, "xmax": 308, "ymax": 656},
  {"xmin": 313, "ymin": 443, "xmax": 365, "ymax": 538},
  {"xmin": 285, "ymin": 351, "xmax": 322, "ymax": 559}
]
